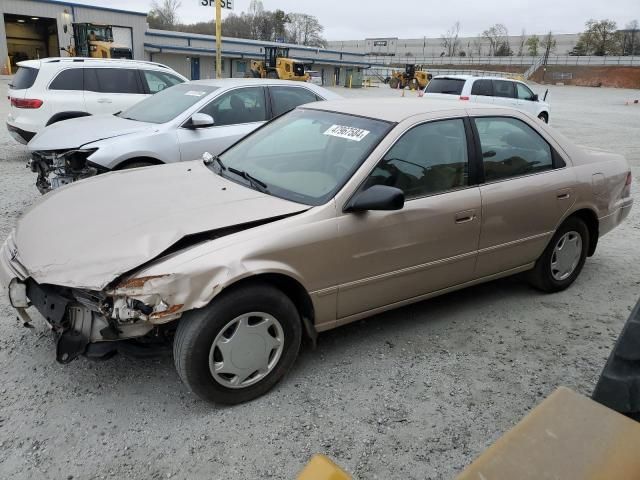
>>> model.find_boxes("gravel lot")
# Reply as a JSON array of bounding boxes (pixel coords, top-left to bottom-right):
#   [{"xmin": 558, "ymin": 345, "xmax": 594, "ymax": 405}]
[{"xmin": 0, "ymin": 79, "xmax": 639, "ymax": 480}]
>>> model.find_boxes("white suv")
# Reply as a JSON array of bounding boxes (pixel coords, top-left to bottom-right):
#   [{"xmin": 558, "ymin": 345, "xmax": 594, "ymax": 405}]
[
  {"xmin": 6, "ymin": 57, "xmax": 187, "ymax": 144},
  {"xmin": 424, "ymin": 75, "xmax": 550, "ymax": 123}
]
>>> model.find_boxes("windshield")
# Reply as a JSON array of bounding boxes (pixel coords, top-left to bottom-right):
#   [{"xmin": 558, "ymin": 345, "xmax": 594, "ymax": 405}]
[
  {"xmin": 425, "ymin": 78, "xmax": 465, "ymax": 95},
  {"xmin": 118, "ymin": 84, "xmax": 218, "ymax": 124},
  {"xmin": 217, "ymin": 109, "xmax": 391, "ymax": 206},
  {"xmin": 88, "ymin": 26, "xmax": 113, "ymax": 42}
]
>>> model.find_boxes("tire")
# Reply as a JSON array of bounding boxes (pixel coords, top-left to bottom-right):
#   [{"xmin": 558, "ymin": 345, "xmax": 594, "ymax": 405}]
[
  {"xmin": 408, "ymin": 78, "xmax": 419, "ymax": 90},
  {"xmin": 389, "ymin": 77, "xmax": 400, "ymax": 89},
  {"xmin": 267, "ymin": 70, "xmax": 279, "ymax": 79},
  {"xmin": 173, "ymin": 284, "xmax": 302, "ymax": 404},
  {"xmin": 528, "ymin": 216, "xmax": 589, "ymax": 293},
  {"xmin": 538, "ymin": 112, "xmax": 549, "ymax": 123}
]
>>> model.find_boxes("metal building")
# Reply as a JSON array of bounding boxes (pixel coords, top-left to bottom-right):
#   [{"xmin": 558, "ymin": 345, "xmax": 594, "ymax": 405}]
[{"xmin": 1, "ymin": 0, "xmax": 370, "ymax": 86}]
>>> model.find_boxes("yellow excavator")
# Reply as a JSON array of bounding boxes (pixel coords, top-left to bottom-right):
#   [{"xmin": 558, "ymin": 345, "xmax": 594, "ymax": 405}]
[
  {"xmin": 61, "ymin": 23, "xmax": 132, "ymax": 59},
  {"xmin": 245, "ymin": 46, "xmax": 308, "ymax": 82},
  {"xmin": 388, "ymin": 64, "xmax": 432, "ymax": 90}
]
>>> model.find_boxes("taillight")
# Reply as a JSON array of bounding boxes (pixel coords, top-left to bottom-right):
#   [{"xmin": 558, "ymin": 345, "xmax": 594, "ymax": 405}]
[
  {"xmin": 10, "ymin": 97, "xmax": 43, "ymax": 109},
  {"xmin": 459, "ymin": 96, "xmax": 470, "ymax": 101}
]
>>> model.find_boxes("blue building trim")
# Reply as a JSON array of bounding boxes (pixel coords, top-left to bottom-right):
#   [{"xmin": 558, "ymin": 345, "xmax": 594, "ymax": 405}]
[
  {"xmin": 145, "ymin": 31, "xmax": 367, "ymax": 57},
  {"xmin": 144, "ymin": 43, "xmax": 374, "ymax": 68},
  {"xmin": 25, "ymin": 0, "xmax": 147, "ymax": 17}
]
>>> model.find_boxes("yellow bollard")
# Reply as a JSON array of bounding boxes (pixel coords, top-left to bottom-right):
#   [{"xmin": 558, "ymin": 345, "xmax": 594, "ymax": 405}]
[{"xmin": 348, "ymin": 75, "xmax": 352, "ymax": 89}]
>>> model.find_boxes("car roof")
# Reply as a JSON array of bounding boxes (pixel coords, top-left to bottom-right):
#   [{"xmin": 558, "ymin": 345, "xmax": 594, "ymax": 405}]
[
  {"xmin": 191, "ymin": 78, "xmax": 314, "ymax": 87},
  {"xmin": 303, "ymin": 97, "xmax": 493, "ymax": 122},
  {"xmin": 17, "ymin": 57, "xmax": 175, "ymax": 70},
  {"xmin": 432, "ymin": 74, "xmax": 524, "ymax": 83}
]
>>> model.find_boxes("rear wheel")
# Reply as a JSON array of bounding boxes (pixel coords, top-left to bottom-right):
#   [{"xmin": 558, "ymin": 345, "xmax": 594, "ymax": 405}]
[
  {"xmin": 173, "ymin": 284, "xmax": 302, "ymax": 404},
  {"xmin": 528, "ymin": 217, "xmax": 589, "ymax": 292},
  {"xmin": 408, "ymin": 78, "xmax": 419, "ymax": 90},
  {"xmin": 389, "ymin": 77, "xmax": 400, "ymax": 89},
  {"xmin": 267, "ymin": 70, "xmax": 279, "ymax": 79}
]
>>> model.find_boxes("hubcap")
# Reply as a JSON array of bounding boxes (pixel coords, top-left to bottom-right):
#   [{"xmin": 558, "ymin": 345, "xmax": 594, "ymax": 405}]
[
  {"xmin": 209, "ymin": 312, "xmax": 284, "ymax": 389},
  {"xmin": 550, "ymin": 231, "xmax": 582, "ymax": 281}
]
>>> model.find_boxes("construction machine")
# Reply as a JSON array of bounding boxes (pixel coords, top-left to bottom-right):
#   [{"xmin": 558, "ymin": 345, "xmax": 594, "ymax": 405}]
[
  {"xmin": 245, "ymin": 46, "xmax": 308, "ymax": 82},
  {"xmin": 61, "ymin": 23, "xmax": 132, "ymax": 59},
  {"xmin": 388, "ymin": 64, "xmax": 432, "ymax": 90}
]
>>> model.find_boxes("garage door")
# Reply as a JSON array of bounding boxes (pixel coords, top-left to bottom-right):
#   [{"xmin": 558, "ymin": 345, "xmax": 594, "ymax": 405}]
[{"xmin": 112, "ymin": 26, "xmax": 133, "ymax": 49}]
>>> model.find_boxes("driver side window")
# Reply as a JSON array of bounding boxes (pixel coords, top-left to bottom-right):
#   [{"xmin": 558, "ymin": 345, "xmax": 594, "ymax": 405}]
[
  {"xmin": 363, "ymin": 119, "xmax": 469, "ymax": 200},
  {"xmin": 199, "ymin": 87, "xmax": 267, "ymax": 127}
]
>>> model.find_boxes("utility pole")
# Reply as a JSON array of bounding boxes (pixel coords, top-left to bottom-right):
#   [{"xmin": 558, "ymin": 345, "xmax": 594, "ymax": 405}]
[{"xmin": 215, "ymin": 0, "xmax": 222, "ymax": 78}]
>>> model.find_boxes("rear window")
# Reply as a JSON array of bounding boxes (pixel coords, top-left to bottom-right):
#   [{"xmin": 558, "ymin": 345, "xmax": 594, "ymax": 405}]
[
  {"xmin": 10, "ymin": 67, "xmax": 39, "ymax": 90},
  {"xmin": 425, "ymin": 78, "xmax": 465, "ymax": 95}
]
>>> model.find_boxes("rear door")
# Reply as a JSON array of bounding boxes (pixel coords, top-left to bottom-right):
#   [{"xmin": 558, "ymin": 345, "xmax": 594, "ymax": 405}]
[
  {"xmin": 470, "ymin": 79, "xmax": 495, "ymax": 105},
  {"xmin": 423, "ymin": 77, "xmax": 466, "ymax": 99},
  {"xmin": 491, "ymin": 80, "xmax": 518, "ymax": 109},
  {"xmin": 472, "ymin": 115, "xmax": 575, "ymax": 278},
  {"xmin": 46, "ymin": 68, "xmax": 87, "ymax": 119},
  {"xmin": 176, "ymin": 86, "xmax": 268, "ymax": 161},
  {"xmin": 83, "ymin": 67, "xmax": 147, "ymax": 115},
  {"xmin": 267, "ymin": 85, "xmax": 323, "ymax": 118},
  {"xmin": 140, "ymin": 69, "xmax": 185, "ymax": 94}
]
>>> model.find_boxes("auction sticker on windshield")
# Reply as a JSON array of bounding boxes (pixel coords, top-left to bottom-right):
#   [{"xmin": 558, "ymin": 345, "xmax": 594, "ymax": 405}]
[{"xmin": 324, "ymin": 125, "xmax": 370, "ymax": 142}]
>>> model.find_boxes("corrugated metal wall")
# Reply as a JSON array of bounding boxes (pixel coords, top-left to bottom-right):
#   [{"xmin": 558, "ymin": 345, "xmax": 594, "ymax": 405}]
[{"xmin": 1, "ymin": 0, "xmax": 147, "ymax": 70}]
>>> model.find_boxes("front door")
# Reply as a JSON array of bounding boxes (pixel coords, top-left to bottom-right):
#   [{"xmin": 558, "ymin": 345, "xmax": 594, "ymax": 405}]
[
  {"xmin": 191, "ymin": 57, "xmax": 200, "ymax": 80},
  {"xmin": 473, "ymin": 115, "xmax": 575, "ymax": 277},
  {"xmin": 336, "ymin": 118, "xmax": 482, "ymax": 319},
  {"xmin": 176, "ymin": 87, "xmax": 267, "ymax": 161}
]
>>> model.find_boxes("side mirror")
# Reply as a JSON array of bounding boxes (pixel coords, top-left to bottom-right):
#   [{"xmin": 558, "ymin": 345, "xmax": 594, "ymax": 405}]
[
  {"xmin": 346, "ymin": 185, "xmax": 405, "ymax": 212},
  {"xmin": 531, "ymin": 93, "xmax": 539, "ymax": 102},
  {"xmin": 189, "ymin": 113, "xmax": 214, "ymax": 129}
]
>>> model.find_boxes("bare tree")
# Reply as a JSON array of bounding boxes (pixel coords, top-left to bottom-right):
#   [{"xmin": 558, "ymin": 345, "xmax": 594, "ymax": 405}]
[
  {"xmin": 441, "ymin": 21, "xmax": 461, "ymax": 57},
  {"xmin": 286, "ymin": 13, "xmax": 326, "ymax": 47},
  {"xmin": 148, "ymin": 0, "xmax": 181, "ymax": 30},
  {"xmin": 482, "ymin": 24, "xmax": 509, "ymax": 56},
  {"xmin": 541, "ymin": 31, "xmax": 557, "ymax": 55},
  {"xmin": 517, "ymin": 29, "xmax": 526, "ymax": 56}
]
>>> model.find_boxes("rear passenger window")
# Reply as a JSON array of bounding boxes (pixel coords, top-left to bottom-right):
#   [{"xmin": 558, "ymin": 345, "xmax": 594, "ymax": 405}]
[
  {"xmin": 475, "ymin": 117, "xmax": 553, "ymax": 182},
  {"xmin": 269, "ymin": 87, "xmax": 320, "ymax": 118},
  {"xmin": 492, "ymin": 80, "xmax": 515, "ymax": 98},
  {"xmin": 84, "ymin": 68, "xmax": 142, "ymax": 94},
  {"xmin": 49, "ymin": 69, "xmax": 83, "ymax": 90},
  {"xmin": 363, "ymin": 119, "xmax": 469, "ymax": 199},
  {"xmin": 471, "ymin": 79, "xmax": 493, "ymax": 96}
]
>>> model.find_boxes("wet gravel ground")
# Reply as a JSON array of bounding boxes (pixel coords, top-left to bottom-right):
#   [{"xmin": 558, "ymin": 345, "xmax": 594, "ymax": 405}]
[{"xmin": 0, "ymin": 78, "xmax": 639, "ymax": 479}]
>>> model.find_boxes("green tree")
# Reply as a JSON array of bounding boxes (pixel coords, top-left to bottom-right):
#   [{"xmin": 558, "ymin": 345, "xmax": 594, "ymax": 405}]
[
  {"xmin": 525, "ymin": 35, "xmax": 540, "ymax": 56},
  {"xmin": 576, "ymin": 19, "xmax": 622, "ymax": 55}
]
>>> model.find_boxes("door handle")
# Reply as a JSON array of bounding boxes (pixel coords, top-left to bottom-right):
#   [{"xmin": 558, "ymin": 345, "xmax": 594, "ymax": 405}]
[
  {"xmin": 455, "ymin": 210, "xmax": 476, "ymax": 224},
  {"xmin": 97, "ymin": 98, "xmax": 112, "ymax": 104},
  {"xmin": 557, "ymin": 193, "xmax": 570, "ymax": 200}
]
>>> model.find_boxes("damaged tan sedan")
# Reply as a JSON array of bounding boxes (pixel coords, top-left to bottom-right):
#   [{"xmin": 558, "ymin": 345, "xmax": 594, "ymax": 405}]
[{"xmin": 1, "ymin": 98, "xmax": 633, "ymax": 404}]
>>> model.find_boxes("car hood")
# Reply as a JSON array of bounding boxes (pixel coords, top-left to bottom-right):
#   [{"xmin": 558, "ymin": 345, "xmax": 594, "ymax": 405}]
[
  {"xmin": 28, "ymin": 115, "xmax": 155, "ymax": 151},
  {"xmin": 14, "ymin": 161, "xmax": 308, "ymax": 289}
]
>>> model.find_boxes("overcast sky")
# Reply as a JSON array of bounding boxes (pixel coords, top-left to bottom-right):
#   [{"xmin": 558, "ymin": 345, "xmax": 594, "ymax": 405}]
[{"xmin": 69, "ymin": 0, "xmax": 638, "ymax": 39}]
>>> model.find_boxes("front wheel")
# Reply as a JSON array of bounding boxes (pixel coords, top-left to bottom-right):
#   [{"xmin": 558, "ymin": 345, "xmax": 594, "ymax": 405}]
[
  {"xmin": 173, "ymin": 284, "xmax": 302, "ymax": 404},
  {"xmin": 528, "ymin": 217, "xmax": 589, "ymax": 292}
]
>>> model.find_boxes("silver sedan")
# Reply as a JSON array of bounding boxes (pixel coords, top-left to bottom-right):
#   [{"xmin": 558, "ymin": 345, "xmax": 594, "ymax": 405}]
[{"xmin": 27, "ymin": 78, "xmax": 341, "ymax": 193}]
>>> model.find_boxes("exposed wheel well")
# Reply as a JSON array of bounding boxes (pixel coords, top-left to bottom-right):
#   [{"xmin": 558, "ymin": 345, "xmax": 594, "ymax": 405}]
[
  {"xmin": 538, "ymin": 111, "xmax": 549, "ymax": 122},
  {"xmin": 568, "ymin": 209, "xmax": 599, "ymax": 256},
  {"xmin": 221, "ymin": 274, "xmax": 317, "ymax": 345},
  {"xmin": 113, "ymin": 157, "xmax": 164, "ymax": 170},
  {"xmin": 46, "ymin": 111, "xmax": 91, "ymax": 127}
]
